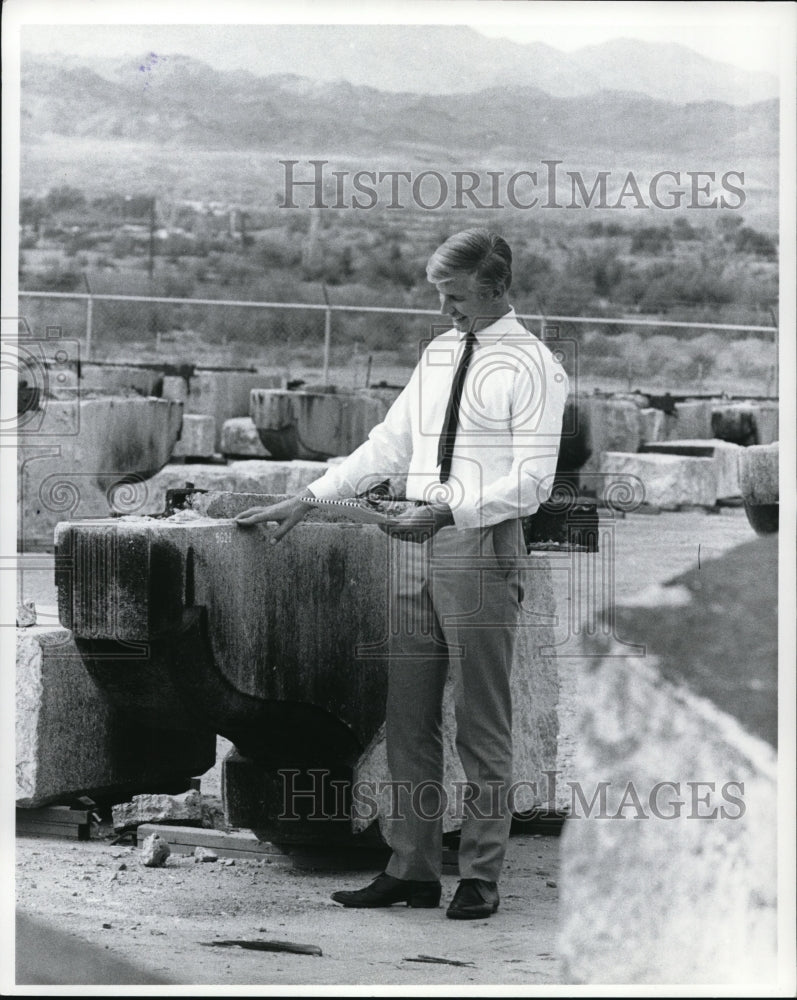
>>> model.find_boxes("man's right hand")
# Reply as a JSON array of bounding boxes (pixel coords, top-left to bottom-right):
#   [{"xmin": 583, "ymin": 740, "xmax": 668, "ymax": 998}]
[{"xmin": 234, "ymin": 496, "xmax": 314, "ymax": 544}]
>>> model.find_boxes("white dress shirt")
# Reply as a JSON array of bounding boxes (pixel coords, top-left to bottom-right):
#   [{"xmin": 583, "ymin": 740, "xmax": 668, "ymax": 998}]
[{"xmin": 305, "ymin": 308, "xmax": 569, "ymax": 529}]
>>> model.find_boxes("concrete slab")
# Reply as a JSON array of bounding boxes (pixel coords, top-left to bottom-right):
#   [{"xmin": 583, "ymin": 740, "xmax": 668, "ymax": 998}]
[
  {"xmin": 599, "ymin": 451, "xmax": 717, "ymax": 508},
  {"xmin": 250, "ymin": 389, "xmax": 386, "ymax": 460},
  {"xmin": 641, "ymin": 438, "xmax": 742, "ymax": 499},
  {"xmin": 16, "ymin": 626, "xmax": 215, "ymax": 808},
  {"xmin": 559, "ymin": 536, "xmax": 777, "ymax": 984}
]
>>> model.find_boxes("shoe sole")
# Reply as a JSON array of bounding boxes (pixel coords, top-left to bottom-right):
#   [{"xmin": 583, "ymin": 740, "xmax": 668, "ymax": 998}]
[
  {"xmin": 446, "ymin": 903, "xmax": 499, "ymax": 920},
  {"xmin": 331, "ymin": 894, "xmax": 441, "ymax": 909}
]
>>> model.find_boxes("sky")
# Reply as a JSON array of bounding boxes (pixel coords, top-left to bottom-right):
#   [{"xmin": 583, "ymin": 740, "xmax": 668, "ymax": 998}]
[{"xmin": 6, "ymin": 0, "xmax": 790, "ymax": 76}]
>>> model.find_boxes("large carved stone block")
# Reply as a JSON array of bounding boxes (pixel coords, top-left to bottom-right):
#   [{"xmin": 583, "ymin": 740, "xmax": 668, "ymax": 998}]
[
  {"xmin": 55, "ymin": 492, "xmax": 560, "ymax": 841},
  {"xmin": 17, "ymin": 397, "xmax": 183, "ymax": 552},
  {"xmin": 16, "ymin": 626, "xmax": 214, "ymax": 808},
  {"xmin": 599, "ymin": 451, "xmax": 717, "ymax": 507},
  {"xmin": 250, "ymin": 389, "xmax": 387, "ymax": 460}
]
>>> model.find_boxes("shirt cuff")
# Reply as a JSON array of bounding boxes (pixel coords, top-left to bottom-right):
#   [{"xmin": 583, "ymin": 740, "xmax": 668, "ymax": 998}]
[
  {"xmin": 449, "ymin": 499, "xmax": 483, "ymax": 529},
  {"xmin": 303, "ymin": 471, "xmax": 346, "ymax": 501}
]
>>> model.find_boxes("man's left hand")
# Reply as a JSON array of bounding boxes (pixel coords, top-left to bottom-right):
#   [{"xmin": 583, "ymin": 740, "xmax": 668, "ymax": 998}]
[{"xmin": 379, "ymin": 503, "xmax": 454, "ymax": 543}]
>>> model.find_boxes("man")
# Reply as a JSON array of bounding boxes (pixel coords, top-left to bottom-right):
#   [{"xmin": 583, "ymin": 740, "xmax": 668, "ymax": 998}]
[{"xmin": 235, "ymin": 229, "xmax": 568, "ymax": 919}]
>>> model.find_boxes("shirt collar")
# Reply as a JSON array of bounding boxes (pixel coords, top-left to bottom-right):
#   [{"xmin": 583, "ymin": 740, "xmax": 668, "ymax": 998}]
[{"xmin": 456, "ymin": 307, "xmax": 518, "ymax": 344}]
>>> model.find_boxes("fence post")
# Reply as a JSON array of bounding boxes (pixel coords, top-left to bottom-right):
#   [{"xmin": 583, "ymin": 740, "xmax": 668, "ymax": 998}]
[
  {"xmin": 323, "ymin": 308, "xmax": 331, "ymax": 385},
  {"xmin": 85, "ymin": 294, "xmax": 93, "ymax": 361},
  {"xmin": 321, "ymin": 283, "xmax": 332, "ymax": 385}
]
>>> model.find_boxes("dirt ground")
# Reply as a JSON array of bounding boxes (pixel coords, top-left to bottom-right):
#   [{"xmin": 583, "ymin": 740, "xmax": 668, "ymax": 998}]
[
  {"xmin": 11, "ymin": 507, "xmax": 757, "ymax": 990},
  {"xmin": 14, "ymin": 829, "xmax": 562, "ymax": 988}
]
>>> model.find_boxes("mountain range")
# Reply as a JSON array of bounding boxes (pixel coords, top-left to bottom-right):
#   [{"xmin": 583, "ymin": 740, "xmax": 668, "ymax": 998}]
[
  {"xmin": 22, "ymin": 26, "xmax": 779, "ymax": 105},
  {"xmin": 20, "ymin": 52, "xmax": 778, "ymax": 161}
]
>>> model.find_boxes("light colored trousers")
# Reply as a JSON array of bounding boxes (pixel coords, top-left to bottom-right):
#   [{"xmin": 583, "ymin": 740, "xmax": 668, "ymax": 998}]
[{"xmin": 383, "ymin": 518, "xmax": 526, "ymax": 883}]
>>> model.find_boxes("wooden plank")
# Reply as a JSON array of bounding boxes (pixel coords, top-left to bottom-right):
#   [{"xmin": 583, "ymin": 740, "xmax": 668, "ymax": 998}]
[
  {"xmin": 17, "ymin": 820, "xmax": 89, "ymax": 840},
  {"xmin": 136, "ymin": 825, "xmax": 291, "ymax": 855},
  {"xmin": 16, "ymin": 807, "xmax": 91, "ymax": 825}
]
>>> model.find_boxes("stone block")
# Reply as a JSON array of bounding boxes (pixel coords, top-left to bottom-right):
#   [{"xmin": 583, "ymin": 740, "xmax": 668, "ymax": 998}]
[
  {"xmin": 111, "ymin": 789, "xmax": 203, "ymax": 831},
  {"xmin": 739, "ymin": 442, "xmax": 778, "ymax": 535},
  {"xmin": 79, "ymin": 363, "xmax": 164, "ymax": 398},
  {"xmin": 136, "ymin": 459, "xmax": 329, "ymax": 515},
  {"xmin": 220, "ymin": 417, "xmax": 271, "ymax": 458},
  {"xmin": 161, "ymin": 374, "xmax": 190, "ymax": 403},
  {"xmin": 16, "ymin": 626, "xmax": 215, "ymax": 808},
  {"xmin": 755, "ymin": 402, "xmax": 779, "ymax": 445},
  {"xmin": 577, "ymin": 397, "xmax": 643, "ymax": 477},
  {"xmin": 17, "ymin": 397, "xmax": 183, "ymax": 552},
  {"xmin": 712, "ymin": 402, "xmax": 779, "ymax": 446},
  {"xmin": 559, "ymin": 536, "xmax": 777, "ymax": 985},
  {"xmin": 639, "ymin": 407, "xmax": 665, "ymax": 444},
  {"xmin": 738, "ymin": 442, "xmax": 778, "ymax": 504},
  {"xmin": 250, "ymin": 389, "xmax": 386, "ymax": 460},
  {"xmin": 711, "ymin": 403, "xmax": 759, "ymax": 446},
  {"xmin": 171, "ymin": 414, "xmax": 216, "ymax": 458},
  {"xmin": 666, "ymin": 400, "xmax": 715, "ymax": 440},
  {"xmin": 55, "ymin": 497, "xmax": 560, "ymax": 840},
  {"xmin": 599, "ymin": 451, "xmax": 717, "ymax": 508},
  {"xmin": 641, "ymin": 439, "xmax": 742, "ymax": 499},
  {"xmin": 184, "ymin": 370, "xmax": 282, "ymax": 449}
]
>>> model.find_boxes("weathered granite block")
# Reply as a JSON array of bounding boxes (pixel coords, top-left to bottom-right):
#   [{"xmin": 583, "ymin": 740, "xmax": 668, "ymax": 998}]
[
  {"xmin": 79, "ymin": 363, "xmax": 164, "ymax": 398},
  {"xmin": 641, "ymin": 438, "xmax": 742, "ymax": 499},
  {"xmin": 55, "ymin": 496, "xmax": 560, "ymax": 840},
  {"xmin": 639, "ymin": 407, "xmax": 665, "ymax": 444},
  {"xmin": 16, "ymin": 626, "xmax": 215, "ymax": 807},
  {"xmin": 599, "ymin": 451, "xmax": 717, "ymax": 507},
  {"xmin": 111, "ymin": 789, "xmax": 203, "ymax": 831},
  {"xmin": 161, "ymin": 374, "xmax": 189, "ymax": 403},
  {"xmin": 711, "ymin": 402, "xmax": 779, "ymax": 446},
  {"xmin": 666, "ymin": 400, "xmax": 715, "ymax": 440},
  {"xmin": 577, "ymin": 397, "xmax": 643, "ymax": 477},
  {"xmin": 755, "ymin": 402, "xmax": 779, "ymax": 445},
  {"xmin": 559, "ymin": 536, "xmax": 777, "ymax": 985},
  {"xmin": 184, "ymin": 370, "xmax": 283, "ymax": 449},
  {"xmin": 739, "ymin": 442, "xmax": 778, "ymax": 534},
  {"xmin": 172, "ymin": 414, "xmax": 216, "ymax": 458},
  {"xmin": 136, "ymin": 460, "xmax": 329, "ymax": 514},
  {"xmin": 250, "ymin": 389, "xmax": 386, "ymax": 460},
  {"xmin": 220, "ymin": 417, "xmax": 271, "ymax": 458},
  {"xmin": 17, "ymin": 398, "xmax": 183, "ymax": 552},
  {"xmin": 738, "ymin": 442, "xmax": 779, "ymax": 505}
]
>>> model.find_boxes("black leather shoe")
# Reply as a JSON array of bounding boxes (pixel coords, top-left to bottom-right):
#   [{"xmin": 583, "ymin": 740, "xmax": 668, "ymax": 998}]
[
  {"xmin": 446, "ymin": 878, "xmax": 500, "ymax": 919},
  {"xmin": 331, "ymin": 872, "xmax": 442, "ymax": 908}
]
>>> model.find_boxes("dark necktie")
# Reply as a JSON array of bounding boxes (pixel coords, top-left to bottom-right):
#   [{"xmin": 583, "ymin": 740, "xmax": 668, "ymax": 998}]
[{"xmin": 437, "ymin": 331, "xmax": 477, "ymax": 483}]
